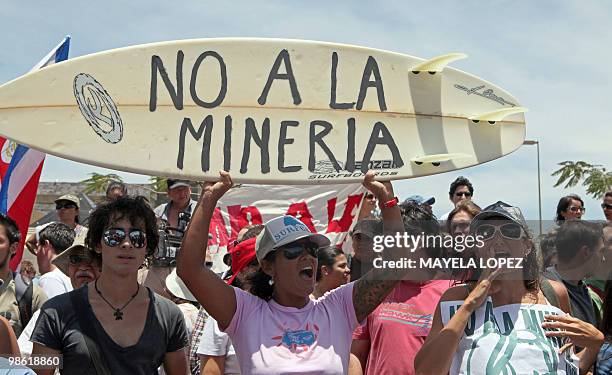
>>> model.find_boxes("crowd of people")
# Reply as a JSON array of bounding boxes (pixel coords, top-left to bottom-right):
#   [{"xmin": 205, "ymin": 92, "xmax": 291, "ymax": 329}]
[{"xmin": 0, "ymin": 175, "xmax": 610, "ymax": 375}]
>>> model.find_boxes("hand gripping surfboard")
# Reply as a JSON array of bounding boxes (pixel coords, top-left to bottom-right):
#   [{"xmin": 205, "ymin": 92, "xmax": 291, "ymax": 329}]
[{"xmin": 0, "ymin": 38, "xmax": 526, "ymax": 184}]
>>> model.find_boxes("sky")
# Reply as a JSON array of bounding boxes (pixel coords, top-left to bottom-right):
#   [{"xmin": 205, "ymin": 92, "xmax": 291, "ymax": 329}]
[{"xmin": 0, "ymin": 1, "xmax": 610, "ymax": 221}]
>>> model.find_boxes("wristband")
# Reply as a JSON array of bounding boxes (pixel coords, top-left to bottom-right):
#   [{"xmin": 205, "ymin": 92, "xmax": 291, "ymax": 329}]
[{"xmin": 381, "ymin": 197, "xmax": 399, "ymax": 209}]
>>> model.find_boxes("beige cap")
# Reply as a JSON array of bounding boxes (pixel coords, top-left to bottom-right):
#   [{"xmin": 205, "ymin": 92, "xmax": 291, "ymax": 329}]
[
  {"xmin": 55, "ymin": 194, "xmax": 80, "ymax": 209},
  {"xmin": 52, "ymin": 229, "xmax": 91, "ymax": 276}
]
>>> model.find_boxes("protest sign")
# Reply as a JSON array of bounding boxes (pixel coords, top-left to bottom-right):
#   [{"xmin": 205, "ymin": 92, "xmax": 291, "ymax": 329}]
[{"xmin": 0, "ymin": 39, "xmax": 526, "ymax": 184}]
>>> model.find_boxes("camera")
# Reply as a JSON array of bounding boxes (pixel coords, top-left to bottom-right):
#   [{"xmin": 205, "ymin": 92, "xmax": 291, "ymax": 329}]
[{"xmin": 153, "ymin": 212, "xmax": 191, "ymax": 267}]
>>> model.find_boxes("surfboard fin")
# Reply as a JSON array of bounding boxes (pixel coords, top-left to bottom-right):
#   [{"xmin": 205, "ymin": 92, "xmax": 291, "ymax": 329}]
[
  {"xmin": 411, "ymin": 53, "xmax": 467, "ymax": 75},
  {"xmin": 469, "ymin": 107, "xmax": 528, "ymax": 124},
  {"xmin": 411, "ymin": 153, "xmax": 472, "ymax": 166}
]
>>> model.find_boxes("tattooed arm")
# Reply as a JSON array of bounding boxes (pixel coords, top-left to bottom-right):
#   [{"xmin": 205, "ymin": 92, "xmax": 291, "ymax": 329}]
[{"xmin": 352, "ymin": 172, "xmax": 433, "ymax": 322}]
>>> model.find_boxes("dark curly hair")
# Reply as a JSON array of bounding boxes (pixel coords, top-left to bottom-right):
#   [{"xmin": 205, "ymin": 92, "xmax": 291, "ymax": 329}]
[
  {"xmin": 399, "ymin": 200, "xmax": 442, "ymax": 258},
  {"xmin": 85, "ymin": 196, "xmax": 159, "ymax": 262},
  {"xmin": 449, "ymin": 176, "xmax": 474, "ymax": 198},
  {"xmin": 39, "ymin": 222, "xmax": 75, "ymax": 254}
]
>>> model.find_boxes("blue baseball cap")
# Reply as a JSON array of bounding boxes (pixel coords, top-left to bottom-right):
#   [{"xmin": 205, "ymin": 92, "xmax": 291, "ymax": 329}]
[{"xmin": 404, "ymin": 195, "xmax": 435, "ymax": 206}]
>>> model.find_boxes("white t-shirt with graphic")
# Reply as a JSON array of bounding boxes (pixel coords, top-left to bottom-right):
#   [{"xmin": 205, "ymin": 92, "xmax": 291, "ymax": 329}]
[
  {"xmin": 224, "ymin": 282, "xmax": 358, "ymax": 375},
  {"xmin": 440, "ymin": 298, "xmax": 580, "ymax": 375}
]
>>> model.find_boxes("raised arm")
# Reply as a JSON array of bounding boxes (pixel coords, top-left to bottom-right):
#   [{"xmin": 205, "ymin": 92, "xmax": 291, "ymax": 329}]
[
  {"xmin": 414, "ymin": 269, "xmax": 501, "ymax": 375},
  {"xmin": 352, "ymin": 172, "xmax": 433, "ymax": 322},
  {"xmin": 177, "ymin": 171, "xmax": 236, "ymax": 330}
]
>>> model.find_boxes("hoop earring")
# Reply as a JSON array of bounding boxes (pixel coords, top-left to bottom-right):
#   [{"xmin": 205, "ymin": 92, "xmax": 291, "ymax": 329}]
[{"xmin": 268, "ymin": 278, "xmax": 274, "ymax": 286}]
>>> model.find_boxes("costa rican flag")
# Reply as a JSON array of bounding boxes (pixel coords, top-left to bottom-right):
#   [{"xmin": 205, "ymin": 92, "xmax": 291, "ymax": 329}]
[{"xmin": 0, "ymin": 36, "xmax": 70, "ymax": 271}]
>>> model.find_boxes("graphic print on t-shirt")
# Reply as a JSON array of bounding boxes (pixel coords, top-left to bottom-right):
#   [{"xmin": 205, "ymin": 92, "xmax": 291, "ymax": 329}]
[
  {"xmin": 271, "ymin": 322, "xmax": 320, "ymax": 353},
  {"xmin": 377, "ymin": 302, "xmax": 433, "ymax": 336},
  {"xmin": 441, "ymin": 299, "xmax": 579, "ymax": 375}
]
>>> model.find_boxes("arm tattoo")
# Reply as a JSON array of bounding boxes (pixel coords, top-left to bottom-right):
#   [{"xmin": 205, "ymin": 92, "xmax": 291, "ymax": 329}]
[{"xmin": 353, "ymin": 268, "xmax": 400, "ymax": 322}]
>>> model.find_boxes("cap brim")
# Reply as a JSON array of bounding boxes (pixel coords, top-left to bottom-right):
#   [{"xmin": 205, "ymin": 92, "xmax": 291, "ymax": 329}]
[
  {"xmin": 274, "ymin": 232, "xmax": 331, "ymax": 249},
  {"xmin": 424, "ymin": 198, "xmax": 435, "ymax": 205},
  {"xmin": 471, "ymin": 212, "xmax": 517, "ymax": 229},
  {"xmin": 169, "ymin": 183, "xmax": 190, "ymax": 189},
  {"xmin": 52, "ymin": 244, "xmax": 87, "ymax": 276}
]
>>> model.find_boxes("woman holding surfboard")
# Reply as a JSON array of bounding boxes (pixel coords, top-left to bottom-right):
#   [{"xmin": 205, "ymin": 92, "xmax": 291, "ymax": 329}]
[{"xmin": 178, "ymin": 171, "xmax": 429, "ymax": 374}]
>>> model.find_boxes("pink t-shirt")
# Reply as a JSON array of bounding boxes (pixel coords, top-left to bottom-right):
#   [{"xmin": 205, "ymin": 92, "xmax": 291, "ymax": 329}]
[
  {"xmin": 353, "ymin": 280, "xmax": 451, "ymax": 375},
  {"xmin": 224, "ymin": 282, "xmax": 358, "ymax": 374}
]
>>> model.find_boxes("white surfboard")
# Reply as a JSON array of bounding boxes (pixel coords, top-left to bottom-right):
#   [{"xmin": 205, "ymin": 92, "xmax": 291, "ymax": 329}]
[{"xmin": 0, "ymin": 38, "xmax": 526, "ymax": 184}]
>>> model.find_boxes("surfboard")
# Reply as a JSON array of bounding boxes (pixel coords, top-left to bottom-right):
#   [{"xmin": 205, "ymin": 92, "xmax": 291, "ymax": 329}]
[{"xmin": 0, "ymin": 38, "xmax": 526, "ymax": 184}]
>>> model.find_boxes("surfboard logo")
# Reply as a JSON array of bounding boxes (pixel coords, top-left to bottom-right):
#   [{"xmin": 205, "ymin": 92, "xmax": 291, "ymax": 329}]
[{"xmin": 73, "ymin": 73, "xmax": 123, "ymax": 144}]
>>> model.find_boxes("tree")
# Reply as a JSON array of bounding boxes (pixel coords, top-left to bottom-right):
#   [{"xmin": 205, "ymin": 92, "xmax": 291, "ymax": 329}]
[
  {"xmin": 80, "ymin": 173, "xmax": 123, "ymax": 195},
  {"xmin": 552, "ymin": 161, "xmax": 612, "ymax": 199},
  {"xmin": 149, "ymin": 176, "xmax": 168, "ymax": 206}
]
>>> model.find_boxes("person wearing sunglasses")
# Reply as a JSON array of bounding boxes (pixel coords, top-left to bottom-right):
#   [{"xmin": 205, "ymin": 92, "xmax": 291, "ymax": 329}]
[
  {"xmin": 54, "ymin": 194, "xmax": 87, "ymax": 237},
  {"xmin": 31, "ymin": 196, "xmax": 189, "ymax": 375},
  {"xmin": 439, "ymin": 176, "xmax": 474, "ymax": 222},
  {"xmin": 556, "ymin": 194, "xmax": 586, "ymax": 223},
  {"xmin": 197, "ymin": 227, "xmax": 264, "ymax": 375},
  {"xmin": 602, "ymin": 191, "xmax": 612, "ymax": 222},
  {"xmin": 357, "ymin": 192, "xmax": 377, "ymax": 220},
  {"xmin": 351, "ymin": 201, "xmax": 451, "ymax": 375},
  {"xmin": 18, "ymin": 230, "xmax": 100, "ymax": 356},
  {"xmin": 179, "ymin": 170, "xmax": 428, "ymax": 374},
  {"xmin": 416, "ymin": 201, "xmax": 603, "ymax": 375}
]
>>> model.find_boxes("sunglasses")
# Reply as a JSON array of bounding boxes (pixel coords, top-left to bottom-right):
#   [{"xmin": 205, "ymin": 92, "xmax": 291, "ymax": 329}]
[
  {"xmin": 455, "ymin": 192, "xmax": 472, "ymax": 198},
  {"xmin": 567, "ymin": 206, "xmax": 585, "ymax": 213},
  {"xmin": 365, "ymin": 194, "xmax": 375, "ymax": 200},
  {"xmin": 103, "ymin": 228, "xmax": 147, "ymax": 248},
  {"xmin": 475, "ymin": 223, "xmax": 523, "ymax": 240},
  {"xmin": 601, "ymin": 203, "xmax": 612, "ymax": 210},
  {"xmin": 277, "ymin": 242, "xmax": 319, "ymax": 260},
  {"xmin": 69, "ymin": 255, "xmax": 94, "ymax": 265},
  {"xmin": 56, "ymin": 202, "xmax": 77, "ymax": 210}
]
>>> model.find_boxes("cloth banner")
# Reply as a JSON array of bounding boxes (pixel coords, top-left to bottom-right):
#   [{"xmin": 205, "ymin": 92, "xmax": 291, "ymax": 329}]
[{"xmin": 207, "ymin": 183, "xmax": 366, "ymax": 273}]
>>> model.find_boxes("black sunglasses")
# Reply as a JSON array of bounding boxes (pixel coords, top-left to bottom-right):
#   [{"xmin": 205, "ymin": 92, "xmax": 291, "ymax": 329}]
[
  {"xmin": 455, "ymin": 192, "xmax": 472, "ymax": 198},
  {"xmin": 602, "ymin": 203, "xmax": 612, "ymax": 210},
  {"xmin": 277, "ymin": 242, "xmax": 319, "ymax": 260},
  {"xmin": 103, "ymin": 228, "xmax": 147, "ymax": 248},
  {"xmin": 56, "ymin": 202, "xmax": 77, "ymax": 210},
  {"xmin": 475, "ymin": 223, "xmax": 523, "ymax": 240},
  {"xmin": 69, "ymin": 255, "xmax": 94, "ymax": 265}
]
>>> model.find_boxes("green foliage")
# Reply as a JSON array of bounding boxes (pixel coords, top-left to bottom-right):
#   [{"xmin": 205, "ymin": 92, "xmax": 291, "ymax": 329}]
[
  {"xmin": 552, "ymin": 161, "xmax": 612, "ymax": 199},
  {"xmin": 80, "ymin": 173, "xmax": 123, "ymax": 194}
]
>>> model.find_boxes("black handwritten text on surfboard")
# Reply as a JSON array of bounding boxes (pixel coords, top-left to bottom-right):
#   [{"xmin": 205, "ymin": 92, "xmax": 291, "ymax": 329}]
[{"xmin": 149, "ymin": 49, "xmax": 401, "ymax": 177}]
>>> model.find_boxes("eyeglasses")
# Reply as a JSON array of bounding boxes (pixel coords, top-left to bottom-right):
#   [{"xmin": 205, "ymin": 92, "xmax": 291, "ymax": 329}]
[
  {"xmin": 475, "ymin": 223, "xmax": 523, "ymax": 240},
  {"xmin": 102, "ymin": 228, "xmax": 147, "ymax": 248},
  {"xmin": 365, "ymin": 194, "xmax": 375, "ymax": 200},
  {"xmin": 69, "ymin": 255, "xmax": 94, "ymax": 265},
  {"xmin": 455, "ymin": 192, "xmax": 472, "ymax": 198},
  {"xmin": 277, "ymin": 242, "xmax": 319, "ymax": 260},
  {"xmin": 56, "ymin": 202, "xmax": 77, "ymax": 210},
  {"xmin": 567, "ymin": 206, "xmax": 585, "ymax": 213},
  {"xmin": 601, "ymin": 203, "xmax": 612, "ymax": 210}
]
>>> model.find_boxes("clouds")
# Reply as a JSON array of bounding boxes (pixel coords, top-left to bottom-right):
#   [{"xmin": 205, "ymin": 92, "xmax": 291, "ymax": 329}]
[{"xmin": 0, "ymin": 1, "xmax": 609, "ymax": 220}]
